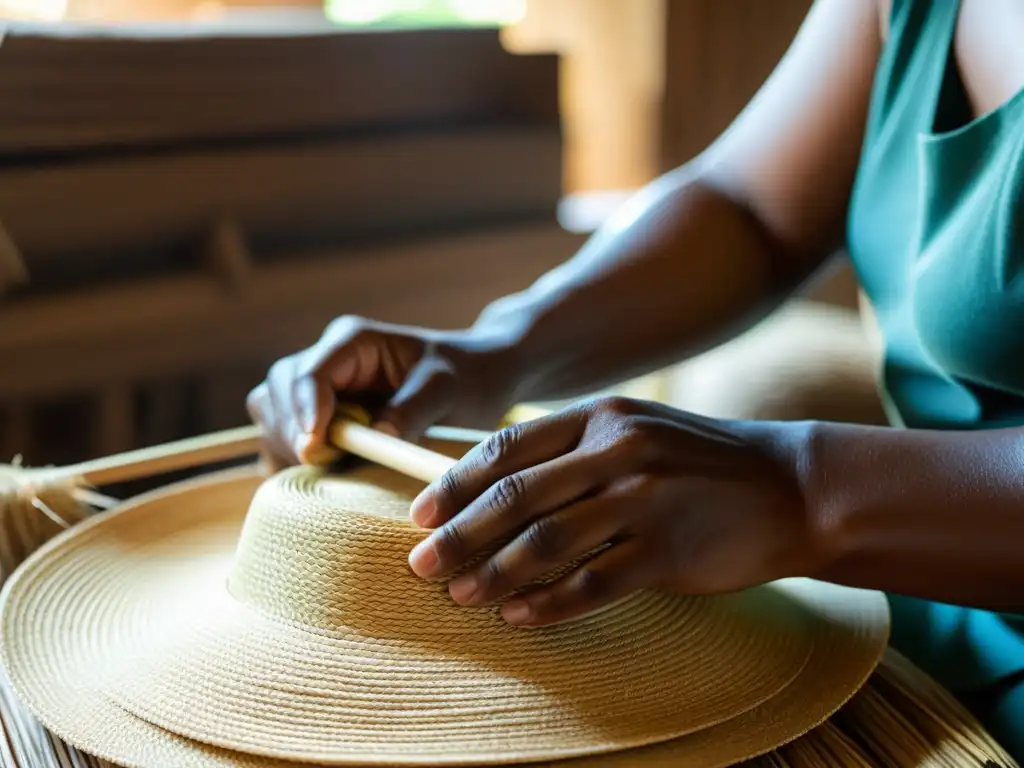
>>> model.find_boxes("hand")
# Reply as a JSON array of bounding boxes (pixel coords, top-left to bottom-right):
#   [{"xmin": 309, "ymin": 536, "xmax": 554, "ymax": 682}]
[
  {"xmin": 407, "ymin": 396, "xmax": 819, "ymax": 627},
  {"xmin": 247, "ymin": 315, "xmax": 514, "ymax": 467}
]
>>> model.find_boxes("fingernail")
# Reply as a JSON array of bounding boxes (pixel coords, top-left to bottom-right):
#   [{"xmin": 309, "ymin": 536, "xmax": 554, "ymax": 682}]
[
  {"xmin": 408, "ymin": 539, "xmax": 439, "ymax": 578},
  {"xmin": 409, "ymin": 488, "xmax": 437, "ymax": 528},
  {"xmin": 448, "ymin": 573, "xmax": 479, "ymax": 605},
  {"xmin": 302, "ymin": 440, "xmax": 340, "ymax": 466},
  {"xmin": 501, "ymin": 599, "xmax": 532, "ymax": 626}
]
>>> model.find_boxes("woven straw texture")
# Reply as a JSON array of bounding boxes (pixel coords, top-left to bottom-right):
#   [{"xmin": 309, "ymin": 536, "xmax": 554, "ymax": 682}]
[{"xmin": 0, "ymin": 456, "xmax": 895, "ymax": 768}]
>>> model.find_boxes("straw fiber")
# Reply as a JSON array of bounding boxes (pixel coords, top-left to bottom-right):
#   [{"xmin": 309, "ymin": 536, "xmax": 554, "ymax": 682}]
[{"xmin": 0, "ymin": 458, "xmax": 893, "ymax": 767}]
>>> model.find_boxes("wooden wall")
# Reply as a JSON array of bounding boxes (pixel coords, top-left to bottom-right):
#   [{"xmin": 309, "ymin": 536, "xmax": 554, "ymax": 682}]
[
  {"xmin": 0, "ymin": 23, "xmax": 576, "ymax": 475},
  {"xmin": 659, "ymin": 0, "xmax": 814, "ymax": 171}
]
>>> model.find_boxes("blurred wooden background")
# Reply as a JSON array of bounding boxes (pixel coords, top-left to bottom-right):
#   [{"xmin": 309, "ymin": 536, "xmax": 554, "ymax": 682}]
[{"xmin": 0, "ymin": 0, "xmax": 869, "ymax": 483}]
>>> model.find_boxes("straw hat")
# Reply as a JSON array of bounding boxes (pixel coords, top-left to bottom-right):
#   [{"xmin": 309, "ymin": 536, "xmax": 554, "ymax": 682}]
[{"xmin": 0, "ymin": 439, "xmax": 890, "ymax": 768}]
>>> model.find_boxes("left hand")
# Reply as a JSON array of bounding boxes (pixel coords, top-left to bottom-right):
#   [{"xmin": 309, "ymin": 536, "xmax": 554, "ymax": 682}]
[{"xmin": 407, "ymin": 396, "xmax": 820, "ymax": 627}]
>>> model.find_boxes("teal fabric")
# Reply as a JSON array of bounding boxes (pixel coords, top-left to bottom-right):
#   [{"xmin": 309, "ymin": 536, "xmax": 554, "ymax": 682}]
[{"xmin": 846, "ymin": 0, "xmax": 1024, "ymax": 757}]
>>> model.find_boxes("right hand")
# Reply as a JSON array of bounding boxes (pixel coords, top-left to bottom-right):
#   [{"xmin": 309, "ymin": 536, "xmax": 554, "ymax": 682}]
[{"xmin": 246, "ymin": 315, "xmax": 514, "ymax": 467}]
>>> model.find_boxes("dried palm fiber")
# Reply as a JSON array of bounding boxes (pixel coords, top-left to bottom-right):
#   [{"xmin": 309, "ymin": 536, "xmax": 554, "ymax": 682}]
[
  {"xmin": 0, "ymin": 461, "xmax": 106, "ymax": 584},
  {"xmin": 0, "ymin": 405, "xmax": 456, "ymax": 583},
  {"xmin": 0, "ymin": 413, "xmax": 1018, "ymax": 766},
  {"xmin": 0, "ymin": 463, "xmax": 115, "ymax": 768},
  {"xmin": 0, "ymin": 431, "xmax": 251, "ymax": 768},
  {"xmin": 0, "ymin": 413, "xmax": 477, "ymax": 768}
]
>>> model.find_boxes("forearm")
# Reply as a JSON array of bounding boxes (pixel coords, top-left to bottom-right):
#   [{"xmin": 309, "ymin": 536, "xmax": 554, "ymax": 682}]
[
  {"xmin": 466, "ymin": 167, "xmax": 812, "ymax": 403},
  {"xmin": 798, "ymin": 421, "xmax": 1024, "ymax": 613}
]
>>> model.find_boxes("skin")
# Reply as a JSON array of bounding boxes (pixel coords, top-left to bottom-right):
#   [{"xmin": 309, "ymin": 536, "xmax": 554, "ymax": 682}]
[{"xmin": 250, "ymin": 0, "xmax": 1024, "ymax": 627}]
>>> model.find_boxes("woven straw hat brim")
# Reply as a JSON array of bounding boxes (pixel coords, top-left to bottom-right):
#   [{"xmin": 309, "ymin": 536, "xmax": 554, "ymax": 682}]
[
  {"xmin": 0, "ymin": 466, "xmax": 890, "ymax": 768},
  {"xmin": 81, "ymin": 463, "xmax": 816, "ymax": 765}
]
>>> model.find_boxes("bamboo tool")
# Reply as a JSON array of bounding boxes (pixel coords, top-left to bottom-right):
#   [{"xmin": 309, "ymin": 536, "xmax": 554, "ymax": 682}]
[
  {"xmin": 16, "ymin": 417, "xmax": 466, "ymax": 491},
  {"xmin": 0, "ymin": 412, "xmax": 485, "ymax": 583}
]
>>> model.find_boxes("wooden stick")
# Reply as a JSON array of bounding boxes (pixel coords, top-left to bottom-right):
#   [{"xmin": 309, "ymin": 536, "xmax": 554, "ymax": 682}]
[
  {"xmin": 327, "ymin": 421, "xmax": 457, "ymax": 484},
  {"xmin": 47, "ymin": 424, "xmax": 265, "ymax": 488},
  {"xmin": 30, "ymin": 421, "xmax": 484, "ymax": 490}
]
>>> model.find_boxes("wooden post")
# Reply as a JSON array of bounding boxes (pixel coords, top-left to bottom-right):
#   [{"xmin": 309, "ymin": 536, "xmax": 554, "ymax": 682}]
[
  {"xmin": 505, "ymin": 0, "xmax": 665, "ymax": 192},
  {"xmin": 0, "ymin": 220, "xmax": 29, "ymax": 298},
  {"xmin": 659, "ymin": 0, "xmax": 812, "ymax": 171},
  {"xmin": 203, "ymin": 217, "xmax": 253, "ymax": 295}
]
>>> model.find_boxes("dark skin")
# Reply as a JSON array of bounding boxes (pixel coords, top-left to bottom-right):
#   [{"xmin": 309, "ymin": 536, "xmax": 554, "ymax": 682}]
[
  {"xmin": 407, "ymin": 399, "xmax": 816, "ymax": 626},
  {"xmin": 249, "ymin": 0, "xmax": 1024, "ymax": 626}
]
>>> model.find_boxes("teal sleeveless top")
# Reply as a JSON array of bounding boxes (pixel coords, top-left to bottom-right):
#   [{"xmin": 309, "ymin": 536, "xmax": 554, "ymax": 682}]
[{"xmin": 846, "ymin": 0, "xmax": 1024, "ymax": 756}]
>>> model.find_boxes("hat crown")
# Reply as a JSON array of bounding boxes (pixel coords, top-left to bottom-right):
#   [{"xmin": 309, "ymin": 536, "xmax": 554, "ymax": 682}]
[{"xmin": 226, "ymin": 466, "xmax": 494, "ymax": 638}]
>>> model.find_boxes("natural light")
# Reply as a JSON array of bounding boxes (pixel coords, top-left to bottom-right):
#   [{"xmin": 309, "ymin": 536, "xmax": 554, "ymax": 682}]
[
  {"xmin": 325, "ymin": 0, "xmax": 525, "ymax": 28},
  {"xmin": 0, "ymin": 0, "xmax": 67, "ymax": 20}
]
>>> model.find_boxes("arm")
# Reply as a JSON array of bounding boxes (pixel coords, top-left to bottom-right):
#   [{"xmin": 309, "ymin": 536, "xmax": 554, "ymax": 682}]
[
  {"xmin": 249, "ymin": 0, "xmax": 884, "ymax": 463},
  {"xmin": 468, "ymin": 0, "xmax": 881, "ymax": 403},
  {"xmin": 403, "ymin": 406, "xmax": 1024, "ymax": 629},
  {"xmin": 799, "ymin": 421, "xmax": 1024, "ymax": 613}
]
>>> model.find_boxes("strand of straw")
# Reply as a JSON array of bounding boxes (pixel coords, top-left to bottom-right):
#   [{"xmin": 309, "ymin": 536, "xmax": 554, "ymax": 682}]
[
  {"xmin": 0, "ymin": 469, "xmax": 1019, "ymax": 765},
  {"xmin": 0, "ymin": 468, "xmax": 110, "ymax": 768}
]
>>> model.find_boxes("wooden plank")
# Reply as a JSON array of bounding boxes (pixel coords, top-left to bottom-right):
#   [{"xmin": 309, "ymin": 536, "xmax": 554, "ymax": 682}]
[
  {"xmin": 659, "ymin": 0, "xmax": 811, "ymax": 171},
  {"xmin": 0, "ymin": 23, "xmax": 559, "ymax": 154},
  {"xmin": 0, "ymin": 223, "xmax": 587, "ymax": 398},
  {"xmin": 1, "ymin": 126, "xmax": 563, "ymax": 272}
]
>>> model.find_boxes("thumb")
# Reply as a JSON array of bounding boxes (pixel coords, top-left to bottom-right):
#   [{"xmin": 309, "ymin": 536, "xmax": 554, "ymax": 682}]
[
  {"xmin": 376, "ymin": 356, "xmax": 456, "ymax": 440},
  {"xmin": 294, "ymin": 372, "xmax": 346, "ymax": 465}
]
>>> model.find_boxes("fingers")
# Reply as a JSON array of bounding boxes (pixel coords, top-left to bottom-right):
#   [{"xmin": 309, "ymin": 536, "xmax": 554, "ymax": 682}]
[
  {"xmin": 246, "ymin": 381, "xmax": 299, "ymax": 466},
  {"xmin": 409, "ymin": 408, "xmax": 587, "ymax": 529},
  {"xmin": 247, "ymin": 352, "xmax": 339, "ymax": 466},
  {"xmin": 246, "ymin": 316, "xmax": 433, "ymax": 467},
  {"xmin": 407, "ymin": 449, "xmax": 614, "ymax": 581},
  {"xmin": 446, "ymin": 491, "xmax": 626, "ymax": 606},
  {"xmin": 376, "ymin": 354, "xmax": 456, "ymax": 440},
  {"xmin": 499, "ymin": 538, "xmax": 656, "ymax": 628}
]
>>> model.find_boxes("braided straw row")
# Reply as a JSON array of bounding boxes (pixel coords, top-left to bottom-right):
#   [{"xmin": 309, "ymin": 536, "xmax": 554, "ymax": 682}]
[{"xmin": 0, "ymin": 460, "xmax": 1017, "ymax": 767}]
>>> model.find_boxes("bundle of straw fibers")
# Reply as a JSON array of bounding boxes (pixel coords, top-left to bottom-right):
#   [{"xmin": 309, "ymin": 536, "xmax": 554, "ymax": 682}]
[
  {"xmin": 0, "ymin": 462, "xmax": 97, "ymax": 584},
  {"xmin": 0, "ymin": 423, "xmax": 1019, "ymax": 767},
  {"xmin": 0, "ymin": 464, "xmax": 122, "ymax": 768}
]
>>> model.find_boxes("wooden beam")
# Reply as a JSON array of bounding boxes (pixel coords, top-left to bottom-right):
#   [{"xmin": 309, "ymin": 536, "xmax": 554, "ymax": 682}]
[
  {"xmin": 0, "ymin": 25, "xmax": 558, "ymax": 153},
  {"xmin": 0, "ymin": 127, "xmax": 562, "ymax": 261},
  {"xmin": 0, "ymin": 223, "xmax": 587, "ymax": 399}
]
